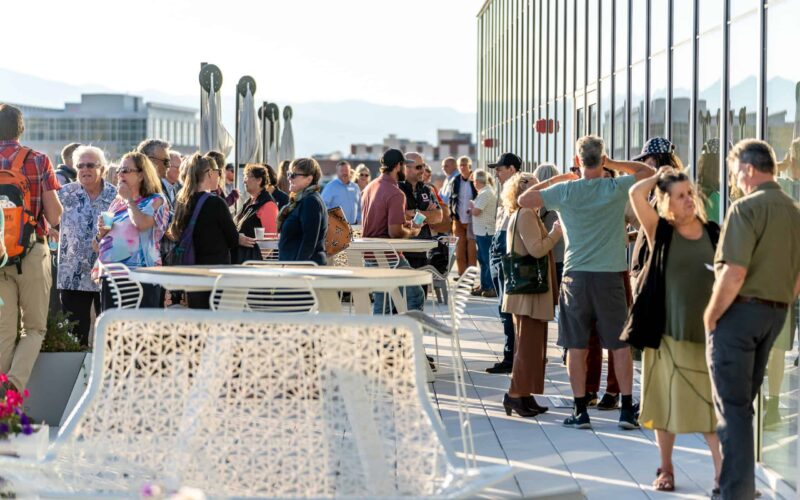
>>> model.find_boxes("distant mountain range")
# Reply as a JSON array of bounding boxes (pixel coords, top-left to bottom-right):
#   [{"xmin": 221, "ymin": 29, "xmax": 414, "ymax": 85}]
[{"xmin": 0, "ymin": 68, "xmax": 477, "ymax": 156}]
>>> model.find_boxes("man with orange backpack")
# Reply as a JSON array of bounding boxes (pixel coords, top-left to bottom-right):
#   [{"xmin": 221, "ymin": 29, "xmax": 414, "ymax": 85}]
[{"xmin": 0, "ymin": 104, "xmax": 63, "ymax": 391}]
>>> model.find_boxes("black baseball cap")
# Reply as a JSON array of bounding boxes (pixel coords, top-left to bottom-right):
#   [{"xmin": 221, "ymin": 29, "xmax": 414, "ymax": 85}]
[
  {"xmin": 380, "ymin": 148, "xmax": 414, "ymax": 168},
  {"xmin": 225, "ymin": 163, "xmax": 235, "ymax": 171},
  {"xmin": 488, "ymin": 152, "xmax": 522, "ymax": 170}
]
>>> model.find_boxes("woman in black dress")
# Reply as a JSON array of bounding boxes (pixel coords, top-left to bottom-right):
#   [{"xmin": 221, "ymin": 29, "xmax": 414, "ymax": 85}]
[{"xmin": 168, "ymin": 153, "xmax": 255, "ymax": 308}]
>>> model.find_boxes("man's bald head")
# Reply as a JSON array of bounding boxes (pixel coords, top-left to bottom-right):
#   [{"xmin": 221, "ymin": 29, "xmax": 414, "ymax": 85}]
[
  {"xmin": 405, "ymin": 152, "xmax": 424, "ymax": 183},
  {"xmin": 441, "ymin": 156, "xmax": 457, "ymax": 176}
]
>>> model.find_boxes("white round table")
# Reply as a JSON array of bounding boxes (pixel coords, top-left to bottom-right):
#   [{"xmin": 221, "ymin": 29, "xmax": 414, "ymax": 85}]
[
  {"xmin": 256, "ymin": 237, "xmax": 438, "ymax": 253},
  {"xmin": 128, "ymin": 265, "xmax": 432, "ymax": 314}
]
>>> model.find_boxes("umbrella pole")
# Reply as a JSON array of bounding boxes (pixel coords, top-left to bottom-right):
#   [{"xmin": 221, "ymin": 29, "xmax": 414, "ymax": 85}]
[
  {"xmin": 200, "ymin": 62, "xmax": 206, "ymax": 134},
  {"xmin": 261, "ymin": 101, "xmax": 269, "ymax": 163}
]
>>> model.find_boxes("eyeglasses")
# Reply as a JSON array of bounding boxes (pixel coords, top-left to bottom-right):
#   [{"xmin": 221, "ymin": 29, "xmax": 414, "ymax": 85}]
[
  {"xmin": 414, "ymin": 165, "xmax": 425, "ymax": 170},
  {"xmin": 288, "ymin": 172, "xmax": 310, "ymax": 179},
  {"xmin": 209, "ymin": 168, "xmax": 221, "ymax": 173},
  {"xmin": 76, "ymin": 162, "xmax": 102, "ymax": 170},
  {"xmin": 118, "ymin": 167, "xmax": 141, "ymax": 175},
  {"xmin": 359, "ymin": 174, "xmax": 370, "ymax": 178},
  {"xmin": 148, "ymin": 156, "xmax": 170, "ymax": 168}
]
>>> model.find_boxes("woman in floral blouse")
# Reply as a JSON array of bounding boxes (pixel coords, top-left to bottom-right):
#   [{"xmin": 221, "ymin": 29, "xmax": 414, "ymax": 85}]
[
  {"xmin": 57, "ymin": 145, "xmax": 117, "ymax": 346},
  {"xmin": 92, "ymin": 151, "xmax": 168, "ymax": 310}
]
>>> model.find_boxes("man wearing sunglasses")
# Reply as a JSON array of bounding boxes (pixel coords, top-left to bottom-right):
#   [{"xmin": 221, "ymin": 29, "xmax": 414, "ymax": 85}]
[
  {"xmin": 399, "ymin": 153, "xmax": 442, "ymax": 270},
  {"xmin": 136, "ymin": 138, "xmax": 173, "ymax": 208}
]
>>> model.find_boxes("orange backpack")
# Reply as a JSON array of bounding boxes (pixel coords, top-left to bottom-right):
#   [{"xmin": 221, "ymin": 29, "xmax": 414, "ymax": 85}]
[{"xmin": 0, "ymin": 147, "xmax": 37, "ymax": 264}]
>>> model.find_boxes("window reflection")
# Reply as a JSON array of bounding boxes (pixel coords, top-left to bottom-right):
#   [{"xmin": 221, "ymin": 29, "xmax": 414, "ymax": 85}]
[
  {"xmin": 696, "ymin": 27, "xmax": 723, "ymax": 223},
  {"xmin": 673, "ymin": 0, "xmax": 693, "ymax": 44},
  {"xmin": 631, "ymin": 63, "xmax": 646, "ymax": 158},
  {"xmin": 576, "ymin": 0, "xmax": 586, "ymax": 88},
  {"xmin": 614, "ymin": 0, "xmax": 628, "ymax": 71},
  {"xmin": 763, "ymin": 0, "xmax": 800, "ymax": 489},
  {"xmin": 601, "ymin": 77, "xmax": 612, "ymax": 145},
  {"xmin": 728, "ymin": 12, "xmax": 759, "ymax": 206},
  {"xmin": 671, "ymin": 41, "xmax": 692, "ymax": 168},
  {"xmin": 650, "ymin": 52, "xmax": 668, "ymax": 138},
  {"xmin": 614, "ymin": 69, "xmax": 628, "ymax": 159},
  {"xmin": 587, "ymin": 0, "xmax": 598, "ymax": 83},
  {"xmin": 565, "ymin": 96, "xmax": 575, "ymax": 165},
  {"xmin": 600, "ymin": 0, "xmax": 612, "ymax": 78},
  {"xmin": 650, "ymin": 0, "xmax": 668, "ymax": 53},
  {"xmin": 631, "ymin": 0, "xmax": 646, "ymax": 63}
]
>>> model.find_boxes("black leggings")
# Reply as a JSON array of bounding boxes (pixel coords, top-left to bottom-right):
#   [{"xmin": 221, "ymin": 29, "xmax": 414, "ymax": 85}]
[{"xmin": 59, "ymin": 289, "xmax": 100, "ymax": 346}]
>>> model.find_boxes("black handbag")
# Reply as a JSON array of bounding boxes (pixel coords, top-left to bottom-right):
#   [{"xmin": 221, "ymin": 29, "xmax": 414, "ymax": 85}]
[{"xmin": 501, "ymin": 211, "xmax": 549, "ymax": 295}]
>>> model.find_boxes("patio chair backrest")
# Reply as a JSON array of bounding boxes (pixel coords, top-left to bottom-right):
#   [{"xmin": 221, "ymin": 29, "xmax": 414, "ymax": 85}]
[
  {"xmin": 438, "ymin": 235, "xmax": 459, "ymax": 276},
  {"xmin": 346, "ymin": 242, "xmax": 399, "ymax": 269},
  {"xmin": 50, "ymin": 311, "xmax": 510, "ymax": 497},
  {"xmin": 451, "ymin": 266, "xmax": 480, "ymax": 331},
  {"xmin": 210, "ymin": 274, "xmax": 319, "ymax": 313},
  {"xmin": 97, "ymin": 262, "xmax": 142, "ymax": 309}
]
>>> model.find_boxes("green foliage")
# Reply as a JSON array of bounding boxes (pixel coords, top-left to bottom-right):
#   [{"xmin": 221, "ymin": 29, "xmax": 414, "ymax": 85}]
[{"xmin": 41, "ymin": 311, "xmax": 83, "ymax": 353}]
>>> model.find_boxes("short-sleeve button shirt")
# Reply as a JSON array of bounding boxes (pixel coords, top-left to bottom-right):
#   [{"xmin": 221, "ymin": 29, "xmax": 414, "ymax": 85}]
[
  {"xmin": 361, "ymin": 174, "xmax": 407, "ymax": 238},
  {"xmin": 57, "ymin": 181, "xmax": 118, "ymax": 291},
  {"xmin": 539, "ymin": 175, "xmax": 637, "ymax": 273},
  {"xmin": 0, "ymin": 140, "xmax": 61, "ymax": 237},
  {"xmin": 715, "ymin": 181, "xmax": 800, "ymax": 304}
]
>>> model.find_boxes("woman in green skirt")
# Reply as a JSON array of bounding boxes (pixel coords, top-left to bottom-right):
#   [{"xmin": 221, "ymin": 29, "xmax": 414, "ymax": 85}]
[{"xmin": 629, "ymin": 167, "xmax": 722, "ymax": 493}]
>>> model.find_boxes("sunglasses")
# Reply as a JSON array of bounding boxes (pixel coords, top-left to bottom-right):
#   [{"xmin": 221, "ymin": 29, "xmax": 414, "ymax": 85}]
[
  {"xmin": 359, "ymin": 174, "xmax": 370, "ymax": 178},
  {"xmin": 118, "ymin": 167, "xmax": 141, "ymax": 175},
  {"xmin": 288, "ymin": 172, "xmax": 310, "ymax": 179},
  {"xmin": 76, "ymin": 162, "xmax": 102, "ymax": 170},
  {"xmin": 148, "ymin": 156, "xmax": 170, "ymax": 168},
  {"xmin": 414, "ymin": 165, "xmax": 425, "ymax": 170}
]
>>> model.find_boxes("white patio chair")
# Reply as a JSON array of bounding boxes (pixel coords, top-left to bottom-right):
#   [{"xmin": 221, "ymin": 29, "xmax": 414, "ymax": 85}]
[
  {"xmin": 210, "ymin": 274, "xmax": 318, "ymax": 313},
  {"xmin": 346, "ymin": 241, "xmax": 400, "ymax": 312},
  {"xmin": 97, "ymin": 262, "xmax": 142, "ymax": 309},
  {"xmin": 0, "ymin": 310, "xmax": 512, "ymax": 498},
  {"xmin": 418, "ymin": 235, "xmax": 459, "ymax": 305}
]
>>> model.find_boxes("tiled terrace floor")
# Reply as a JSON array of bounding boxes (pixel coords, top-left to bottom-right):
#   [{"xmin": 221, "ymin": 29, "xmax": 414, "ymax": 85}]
[{"xmin": 427, "ymin": 296, "xmax": 791, "ymax": 500}]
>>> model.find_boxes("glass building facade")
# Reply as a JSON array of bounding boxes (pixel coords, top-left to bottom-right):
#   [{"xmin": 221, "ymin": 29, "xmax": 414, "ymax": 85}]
[{"xmin": 477, "ymin": 0, "xmax": 798, "ymax": 492}]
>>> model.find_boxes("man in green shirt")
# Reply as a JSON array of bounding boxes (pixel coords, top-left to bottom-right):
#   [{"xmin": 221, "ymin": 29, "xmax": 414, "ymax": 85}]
[
  {"xmin": 519, "ymin": 135, "xmax": 655, "ymax": 430},
  {"xmin": 704, "ymin": 139, "xmax": 800, "ymax": 499}
]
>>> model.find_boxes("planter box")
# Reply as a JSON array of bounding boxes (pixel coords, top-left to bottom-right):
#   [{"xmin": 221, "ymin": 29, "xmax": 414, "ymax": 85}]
[
  {"xmin": 0, "ymin": 424, "xmax": 49, "ymax": 460},
  {"xmin": 23, "ymin": 352, "xmax": 89, "ymax": 427}
]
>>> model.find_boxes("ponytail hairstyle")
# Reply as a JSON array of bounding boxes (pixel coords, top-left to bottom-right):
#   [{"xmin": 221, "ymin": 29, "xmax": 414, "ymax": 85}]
[{"xmin": 169, "ymin": 153, "xmax": 215, "ymax": 240}]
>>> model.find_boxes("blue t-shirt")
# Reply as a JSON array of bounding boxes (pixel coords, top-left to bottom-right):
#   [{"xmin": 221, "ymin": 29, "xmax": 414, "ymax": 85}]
[
  {"xmin": 321, "ymin": 178, "xmax": 361, "ymax": 224},
  {"xmin": 539, "ymin": 175, "xmax": 636, "ymax": 273}
]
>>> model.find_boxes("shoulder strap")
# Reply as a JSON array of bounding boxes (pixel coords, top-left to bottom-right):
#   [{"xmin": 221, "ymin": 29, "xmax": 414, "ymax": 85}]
[
  {"xmin": 182, "ymin": 193, "xmax": 211, "ymax": 241},
  {"xmin": 10, "ymin": 147, "xmax": 31, "ymax": 174},
  {"xmin": 705, "ymin": 220, "xmax": 721, "ymax": 248},
  {"xmin": 508, "ymin": 210, "xmax": 521, "ymax": 254}
]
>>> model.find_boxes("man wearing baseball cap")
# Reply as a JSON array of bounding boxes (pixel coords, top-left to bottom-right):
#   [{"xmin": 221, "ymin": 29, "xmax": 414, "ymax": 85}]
[
  {"xmin": 485, "ymin": 153, "xmax": 522, "ymax": 374},
  {"xmin": 361, "ymin": 148, "xmax": 425, "ymax": 313}
]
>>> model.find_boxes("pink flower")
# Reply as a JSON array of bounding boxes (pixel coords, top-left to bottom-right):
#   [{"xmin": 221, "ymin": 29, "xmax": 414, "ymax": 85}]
[
  {"xmin": 0, "ymin": 373, "xmax": 8, "ymax": 384},
  {"xmin": 22, "ymin": 389, "xmax": 29, "ymax": 399},
  {"xmin": 5, "ymin": 390, "xmax": 21, "ymax": 407}
]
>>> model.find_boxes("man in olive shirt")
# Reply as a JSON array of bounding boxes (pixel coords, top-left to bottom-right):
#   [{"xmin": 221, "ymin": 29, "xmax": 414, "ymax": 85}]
[{"xmin": 704, "ymin": 139, "xmax": 800, "ymax": 500}]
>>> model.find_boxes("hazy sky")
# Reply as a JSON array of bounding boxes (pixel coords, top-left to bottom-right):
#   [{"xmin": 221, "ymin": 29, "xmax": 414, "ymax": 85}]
[{"xmin": 8, "ymin": 0, "xmax": 484, "ymax": 112}]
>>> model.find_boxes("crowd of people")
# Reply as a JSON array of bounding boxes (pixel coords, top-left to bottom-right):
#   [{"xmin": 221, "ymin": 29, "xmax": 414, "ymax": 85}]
[{"xmin": 1, "ymin": 99, "xmax": 799, "ymax": 499}]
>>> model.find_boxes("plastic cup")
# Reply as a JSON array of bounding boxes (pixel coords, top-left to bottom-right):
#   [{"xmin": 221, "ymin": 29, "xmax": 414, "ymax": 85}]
[
  {"xmin": 101, "ymin": 212, "xmax": 114, "ymax": 229},
  {"xmin": 412, "ymin": 212, "xmax": 427, "ymax": 226},
  {"xmin": 254, "ymin": 228, "xmax": 265, "ymax": 240}
]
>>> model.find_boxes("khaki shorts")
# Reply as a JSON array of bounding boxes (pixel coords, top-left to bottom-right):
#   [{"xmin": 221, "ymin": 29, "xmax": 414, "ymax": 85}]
[{"xmin": 557, "ymin": 271, "xmax": 628, "ymax": 350}]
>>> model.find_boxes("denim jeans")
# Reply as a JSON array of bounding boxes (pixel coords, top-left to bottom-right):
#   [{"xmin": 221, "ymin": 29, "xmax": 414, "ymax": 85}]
[
  {"xmin": 371, "ymin": 255, "xmax": 425, "ymax": 315},
  {"xmin": 489, "ymin": 230, "xmax": 514, "ymax": 366},
  {"xmin": 475, "ymin": 234, "xmax": 495, "ymax": 291}
]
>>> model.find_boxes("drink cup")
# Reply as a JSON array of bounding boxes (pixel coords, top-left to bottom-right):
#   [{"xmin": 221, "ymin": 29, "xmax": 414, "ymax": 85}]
[
  {"xmin": 101, "ymin": 212, "xmax": 114, "ymax": 229},
  {"xmin": 412, "ymin": 211, "xmax": 427, "ymax": 226},
  {"xmin": 254, "ymin": 227, "xmax": 266, "ymax": 240}
]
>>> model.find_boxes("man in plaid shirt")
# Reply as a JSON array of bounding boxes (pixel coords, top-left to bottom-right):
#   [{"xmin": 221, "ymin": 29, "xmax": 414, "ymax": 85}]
[{"xmin": 0, "ymin": 104, "xmax": 63, "ymax": 391}]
